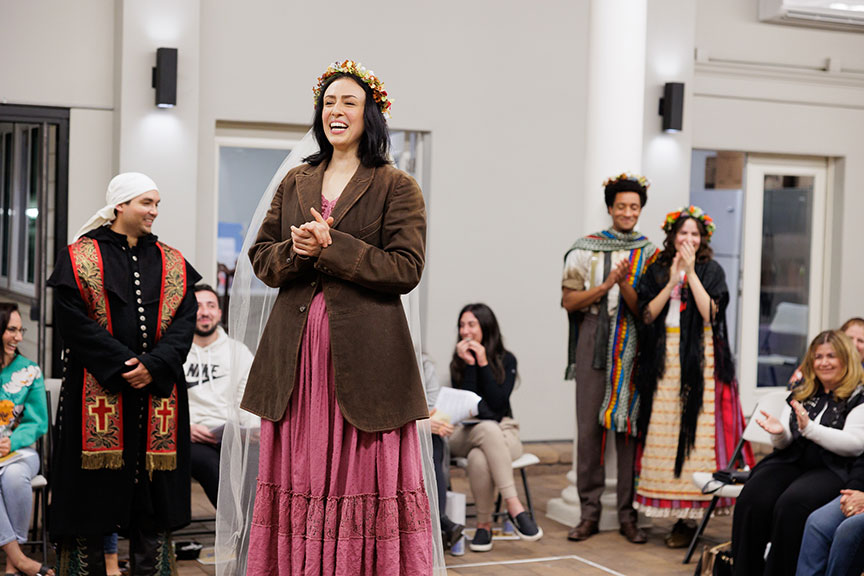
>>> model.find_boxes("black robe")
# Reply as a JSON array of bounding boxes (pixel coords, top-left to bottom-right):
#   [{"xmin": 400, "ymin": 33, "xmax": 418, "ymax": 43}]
[
  {"xmin": 47, "ymin": 226, "xmax": 200, "ymax": 537},
  {"xmin": 635, "ymin": 258, "xmax": 735, "ymax": 476}
]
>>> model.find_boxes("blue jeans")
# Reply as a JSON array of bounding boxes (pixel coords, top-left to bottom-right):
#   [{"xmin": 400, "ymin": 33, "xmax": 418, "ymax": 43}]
[
  {"xmin": 103, "ymin": 532, "xmax": 118, "ymax": 554},
  {"xmin": 0, "ymin": 450, "xmax": 40, "ymax": 546},
  {"xmin": 797, "ymin": 495, "xmax": 864, "ymax": 576}
]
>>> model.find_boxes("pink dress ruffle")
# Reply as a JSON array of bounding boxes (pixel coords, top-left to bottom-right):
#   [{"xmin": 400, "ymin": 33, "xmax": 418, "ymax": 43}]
[{"xmin": 247, "ymin": 196, "xmax": 433, "ymax": 575}]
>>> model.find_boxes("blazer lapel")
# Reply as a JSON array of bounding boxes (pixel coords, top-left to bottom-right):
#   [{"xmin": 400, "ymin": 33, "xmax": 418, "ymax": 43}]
[
  {"xmin": 295, "ymin": 162, "xmax": 325, "ymax": 221},
  {"xmin": 329, "ymin": 164, "xmax": 375, "ymax": 228}
]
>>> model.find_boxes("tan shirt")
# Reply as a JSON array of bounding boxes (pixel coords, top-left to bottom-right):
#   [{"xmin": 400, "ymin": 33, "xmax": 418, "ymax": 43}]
[{"xmin": 561, "ymin": 248, "xmax": 633, "ymax": 316}]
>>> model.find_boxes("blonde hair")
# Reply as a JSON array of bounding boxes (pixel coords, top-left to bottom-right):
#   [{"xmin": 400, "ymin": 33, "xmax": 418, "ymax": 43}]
[{"xmin": 793, "ymin": 330, "xmax": 863, "ymax": 402}]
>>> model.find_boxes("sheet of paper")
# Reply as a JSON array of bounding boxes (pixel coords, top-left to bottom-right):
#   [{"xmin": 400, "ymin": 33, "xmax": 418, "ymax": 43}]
[
  {"xmin": 433, "ymin": 387, "xmax": 481, "ymax": 425},
  {"xmin": 0, "ymin": 450, "xmax": 25, "ymax": 472}
]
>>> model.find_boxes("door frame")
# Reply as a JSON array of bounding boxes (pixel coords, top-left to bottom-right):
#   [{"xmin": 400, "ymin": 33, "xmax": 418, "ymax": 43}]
[{"xmin": 739, "ymin": 155, "xmax": 831, "ymax": 413}]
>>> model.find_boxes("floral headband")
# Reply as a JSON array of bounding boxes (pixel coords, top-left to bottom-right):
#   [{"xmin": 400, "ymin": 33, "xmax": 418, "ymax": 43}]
[
  {"xmin": 313, "ymin": 60, "xmax": 392, "ymax": 117},
  {"xmin": 603, "ymin": 172, "xmax": 651, "ymax": 189},
  {"xmin": 662, "ymin": 205, "xmax": 716, "ymax": 239}
]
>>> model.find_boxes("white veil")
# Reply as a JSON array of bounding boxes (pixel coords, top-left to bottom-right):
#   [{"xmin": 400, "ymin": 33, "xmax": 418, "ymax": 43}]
[{"xmin": 214, "ymin": 130, "xmax": 446, "ymax": 575}]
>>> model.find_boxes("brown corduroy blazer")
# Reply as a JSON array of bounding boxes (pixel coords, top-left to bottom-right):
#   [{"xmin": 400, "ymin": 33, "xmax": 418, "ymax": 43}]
[{"xmin": 240, "ymin": 160, "xmax": 429, "ymax": 432}]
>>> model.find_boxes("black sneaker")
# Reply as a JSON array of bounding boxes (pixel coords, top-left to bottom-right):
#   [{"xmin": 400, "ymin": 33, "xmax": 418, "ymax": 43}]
[
  {"xmin": 509, "ymin": 511, "xmax": 543, "ymax": 542},
  {"xmin": 469, "ymin": 528, "xmax": 493, "ymax": 552}
]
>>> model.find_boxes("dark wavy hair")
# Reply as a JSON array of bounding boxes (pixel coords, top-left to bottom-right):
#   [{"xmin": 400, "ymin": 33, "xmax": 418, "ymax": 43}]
[
  {"xmin": 0, "ymin": 302, "xmax": 20, "ymax": 364},
  {"xmin": 604, "ymin": 179, "xmax": 648, "ymax": 208},
  {"xmin": 304, "ymin": 72, "xmax": 391, "ymax": 168},
  {"xmin": 657, "ymin": 215, "xmax": 714, "ymax": 267},
  {"xmin": 450, "ymin": 303, "xmax": 509, "ymax": 387}
]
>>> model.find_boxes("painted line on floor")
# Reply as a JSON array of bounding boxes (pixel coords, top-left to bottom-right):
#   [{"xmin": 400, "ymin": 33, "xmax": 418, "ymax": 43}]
[{"xmin": 446, "ymin": 554, "xmax": 628, "ymax": 575}]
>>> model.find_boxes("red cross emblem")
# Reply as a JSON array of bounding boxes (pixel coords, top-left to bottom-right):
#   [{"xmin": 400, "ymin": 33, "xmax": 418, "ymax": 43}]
[
  {"xmin": 154, "ymin": 399, "xmax": 174, "ymax": 435},
  {"xmin": 87, "ymin": 396, "xmax": 116, "ymax": 433}
]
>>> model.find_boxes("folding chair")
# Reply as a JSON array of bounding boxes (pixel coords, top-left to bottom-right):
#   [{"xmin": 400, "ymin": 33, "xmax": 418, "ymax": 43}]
[
  {"xmin": 451, "ymin": 452, "xmax": 541, "ymax": 521},
  {"xmin": 27, "ymin": 378, "xmax": 61, "ymax": 565},
  {"xmin": 683, "ymin": 389, "xmax": 788, "ymax": 564}
]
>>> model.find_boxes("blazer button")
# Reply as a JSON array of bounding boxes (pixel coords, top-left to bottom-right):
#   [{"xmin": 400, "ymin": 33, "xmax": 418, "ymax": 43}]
[
  {"xmin": 310, "ymin": 281, "xmax": 316, "ymax": 287},
  {"xmin": 286, "ymin": 256, "xmax": 292, "ymax": 263},
  {"xmin": 299, "ymin": 305, "xmax": 306, "ymax": 312}
]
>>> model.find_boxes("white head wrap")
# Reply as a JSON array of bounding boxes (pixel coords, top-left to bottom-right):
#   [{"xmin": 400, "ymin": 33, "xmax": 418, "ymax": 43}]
[{"xmin": 73, "ymin": 172, "xmax": 159, "ymax": 240}]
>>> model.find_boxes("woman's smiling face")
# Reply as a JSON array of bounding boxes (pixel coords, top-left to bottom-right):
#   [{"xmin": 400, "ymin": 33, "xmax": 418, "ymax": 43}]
[{"xmin": 321, "ymin": 77, "xmax": 366, "ymax": 152}]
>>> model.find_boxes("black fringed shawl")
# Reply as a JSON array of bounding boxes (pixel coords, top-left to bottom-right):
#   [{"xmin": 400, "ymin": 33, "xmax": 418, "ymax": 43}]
[{"xmin": 635, "ymin": 259, "xmax": 735, "ymax": 477}]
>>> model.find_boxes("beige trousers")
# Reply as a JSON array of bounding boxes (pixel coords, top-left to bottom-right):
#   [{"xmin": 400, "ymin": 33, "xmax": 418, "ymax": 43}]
[{"xmin": 449, "ymin": 418, "xmax": 522, "ymax": 523}]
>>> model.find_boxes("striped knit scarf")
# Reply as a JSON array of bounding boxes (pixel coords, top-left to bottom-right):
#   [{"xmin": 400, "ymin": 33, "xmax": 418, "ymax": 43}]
[{"xmin": 564, "ymin": 229, "xmax": 658, "ymax": 436}]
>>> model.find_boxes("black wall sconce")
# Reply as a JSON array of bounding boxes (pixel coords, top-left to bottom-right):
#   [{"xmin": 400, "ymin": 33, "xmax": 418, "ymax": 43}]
[
  {"xmin": 152, "ymin": 47, "xmax": 178, "ymax": 108},
  {"xmin": 658, "ymin": 82, "xmax": 684, "ymax": 132}
]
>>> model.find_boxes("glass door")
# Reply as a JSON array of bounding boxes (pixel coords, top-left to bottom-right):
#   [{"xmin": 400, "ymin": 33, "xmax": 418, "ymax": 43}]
[{"xmin": 739, "ymin": 157, "xmax": 829, "ymax": 413}]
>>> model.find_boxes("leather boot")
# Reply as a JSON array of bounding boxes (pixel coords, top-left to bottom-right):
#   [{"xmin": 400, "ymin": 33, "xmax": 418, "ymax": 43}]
[{"xmin": 567, "ymin": 519, "xmax": 599, "ymax": 541}]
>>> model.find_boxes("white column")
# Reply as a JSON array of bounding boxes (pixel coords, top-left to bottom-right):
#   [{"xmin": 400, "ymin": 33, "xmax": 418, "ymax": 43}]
[
  {"xmin": 115, "ymin": 0, "xmax": 201, "ymax": 258},
  {"xmin": 546, "ymin": 0, "xmax": 647, "ymax": 531}
]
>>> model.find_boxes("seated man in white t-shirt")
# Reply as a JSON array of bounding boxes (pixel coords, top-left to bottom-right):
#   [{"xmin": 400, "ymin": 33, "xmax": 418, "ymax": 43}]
[{"xmin": 183, "ymin": 284, "xmax": 257, "ymax": 507}]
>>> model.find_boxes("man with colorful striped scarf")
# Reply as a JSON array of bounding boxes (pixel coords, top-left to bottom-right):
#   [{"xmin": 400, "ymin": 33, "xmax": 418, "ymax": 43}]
[{"xmin": 561, "ymin": 173, "xmax": 658, "ymax": 544}]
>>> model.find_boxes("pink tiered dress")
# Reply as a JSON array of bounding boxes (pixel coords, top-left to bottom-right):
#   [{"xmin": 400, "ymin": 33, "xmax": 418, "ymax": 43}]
[{"xmin": 247, "ymin": 195, "xmax": 433, "ymax": 575}]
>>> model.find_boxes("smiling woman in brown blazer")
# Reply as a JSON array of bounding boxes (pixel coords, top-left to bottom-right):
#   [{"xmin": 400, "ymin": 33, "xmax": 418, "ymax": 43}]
[{"xmin": 241, "ymin": 61, "xmax": 434, "ymax": 575}]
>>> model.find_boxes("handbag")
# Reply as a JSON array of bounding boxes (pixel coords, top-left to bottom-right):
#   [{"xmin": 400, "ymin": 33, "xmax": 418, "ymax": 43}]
[
  {"xmin": 711, "ymin": 469, "xmax": 750, "ymax": 485},
  {"xmin": 695, "ymin": 541, "xmax": 733, "ymax": 576}
]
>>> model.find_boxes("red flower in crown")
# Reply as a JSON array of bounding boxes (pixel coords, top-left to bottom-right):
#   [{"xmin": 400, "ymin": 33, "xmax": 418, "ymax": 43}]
[{"xmin": 313, "ymin": 60, "xmax": 393, "ymax": 117}]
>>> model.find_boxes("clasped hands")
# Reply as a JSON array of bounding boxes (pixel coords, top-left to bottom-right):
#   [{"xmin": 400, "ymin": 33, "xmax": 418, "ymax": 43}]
[
  {"xmin": 123, "ymin": 357, "xmax": 152, "ymax": 389},
  {"xmin": 667, "ymin": 242, "xmax": 697, "ymax": 288},
  {"xmin": 755, "ymin": 399, "xmax": 811, "ymax": 434},
  {"xmin": 292, "ymin": 207, "xmax": 335, "ymax": 258},
  {"xmin": 456, "ymin": 338, "xmax": 488, "ymax": 367},
  {"xmin": 841, "ymin": 489, "xmax": 864, "ymax": 517}
]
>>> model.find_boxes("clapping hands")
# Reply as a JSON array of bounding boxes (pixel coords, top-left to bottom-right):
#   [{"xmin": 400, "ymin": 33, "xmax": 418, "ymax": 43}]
[
  {"xmin": 291, "ymin": 207, "xmax": 335, "ymax": 257},
  {"xmin": 603, "ymin": 258, "xmax": 631, "ymax": 289},
  {"xmin": 755, "ymin": 408, "xmax": 784, "ymax": 435}
]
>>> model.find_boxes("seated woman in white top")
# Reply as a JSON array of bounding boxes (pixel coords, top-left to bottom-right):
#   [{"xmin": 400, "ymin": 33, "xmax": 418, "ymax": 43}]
[{"xmin": 731, "ymin": 330, "xmax": 864, "ymax": 576}]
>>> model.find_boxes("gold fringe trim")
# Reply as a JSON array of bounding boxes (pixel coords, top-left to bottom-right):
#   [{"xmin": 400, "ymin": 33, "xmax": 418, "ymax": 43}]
[
  {"xmin": 146, "ymin": 452, "xmax": 177, "ymax": 479},
  {"xmin": 81, "ymin": 451, "xmax": 124, "ymax": 470}
]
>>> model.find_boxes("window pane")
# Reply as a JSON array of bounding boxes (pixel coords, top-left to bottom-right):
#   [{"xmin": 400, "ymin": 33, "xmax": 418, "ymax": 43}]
[
  {"xmin": 26, "ymin": 126, "xmax": 39, "ymax": 284},
  {"xmin": 0, "ymin": 127, "xmax": 11, "ymax": 279},
  {"xmin": 756, "ymin": 174, "xmax": 814, "ymax": 387}
]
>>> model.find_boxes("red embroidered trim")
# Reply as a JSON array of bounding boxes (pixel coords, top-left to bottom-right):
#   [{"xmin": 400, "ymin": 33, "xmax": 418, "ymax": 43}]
[{"xmin": 70, "ymin": 237, "xmax": 123, "ymax": 468}]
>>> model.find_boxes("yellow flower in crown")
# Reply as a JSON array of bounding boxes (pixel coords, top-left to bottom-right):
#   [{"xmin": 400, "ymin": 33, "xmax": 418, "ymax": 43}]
[
  {"xmin": 313, "ymin": 59, "xmax": 393, "ymax": 117},
  {"xmin": 0, "ymin": 399, "xmax": 14, "ymax": 426}
]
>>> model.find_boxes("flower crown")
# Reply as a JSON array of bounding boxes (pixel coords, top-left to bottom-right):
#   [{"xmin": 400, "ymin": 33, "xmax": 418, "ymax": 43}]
[
  {"xmin": 313, "ymin": 60, "xmax": 392, "ymax": 117},
  {"xmin": 603, "ymin": 172, "xmax": 651, "ymax": 189},
  {"xmin": 662, "ymin": 205, "xmax": 716, "ymax": 238}
]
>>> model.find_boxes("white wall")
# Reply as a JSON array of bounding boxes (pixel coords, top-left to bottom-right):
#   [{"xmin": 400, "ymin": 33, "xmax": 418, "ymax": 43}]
[
  {"xmin": 115, "ymin": 0, "xmax": 200, "ymax": 257},
  {"xmin": 68, "ymin": 109, "xmax": 115, "ymax": 240},
  {"xmin": 693, "ymin": 0, "xmax": 864, "ymax": 328},
  {"xmin": 0, "ymin": 0, "xmax": 114, "ymax": 109},
  {"xmin": 196, "ymin": 0, "xmax": 590, "ymax": 440}
]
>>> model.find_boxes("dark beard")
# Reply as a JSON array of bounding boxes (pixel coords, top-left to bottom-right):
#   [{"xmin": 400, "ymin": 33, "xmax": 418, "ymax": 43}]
[{"xmin": 195, "ymin": 324, "xmax": 219, "ymax": 338}]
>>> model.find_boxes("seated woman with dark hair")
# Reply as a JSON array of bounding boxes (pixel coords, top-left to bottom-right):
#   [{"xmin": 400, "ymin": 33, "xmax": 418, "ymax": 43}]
[
  {"xmin": 449, "ymin": 303, "xmax": 542, "ymax": 552},
  {"xmin": 732, "ymin": 330, "xmax": 864, "ymax": 576},
  {"xmin": 0, "ymin": 303, "xmax": 52, "ymax": 576}
]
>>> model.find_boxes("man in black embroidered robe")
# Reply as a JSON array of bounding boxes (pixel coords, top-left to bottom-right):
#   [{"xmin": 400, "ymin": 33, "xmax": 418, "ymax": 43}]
[{"xmin": 47, "ymin": 173, "xmax": 200, "ymax": 575}]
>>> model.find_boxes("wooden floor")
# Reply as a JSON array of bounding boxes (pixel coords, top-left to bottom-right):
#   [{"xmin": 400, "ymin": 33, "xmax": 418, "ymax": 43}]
[
  {"xmin": 19, "ymin": 442, "xmax": 732, "ymax": 575},
  {"xmin": 170, "ymin": 441, "xmax": 727, "ymax": 575}
]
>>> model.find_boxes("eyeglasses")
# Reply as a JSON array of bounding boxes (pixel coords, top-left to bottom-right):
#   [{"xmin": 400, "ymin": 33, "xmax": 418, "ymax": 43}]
[{"xmin": 5, "ymin": 327, "xmax": 27, "ymax": 336}]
